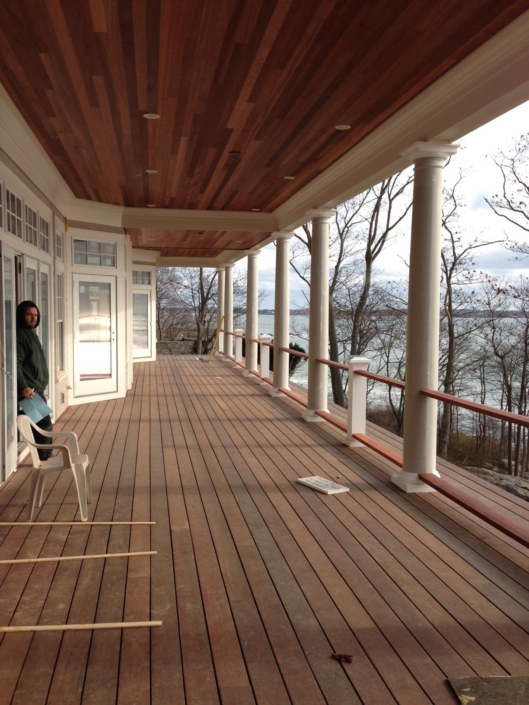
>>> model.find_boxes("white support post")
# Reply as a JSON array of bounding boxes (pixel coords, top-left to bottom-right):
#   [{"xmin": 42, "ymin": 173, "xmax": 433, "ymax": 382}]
[
  {"xmin": 271, "ymin": 232, "xmax": 293, "ymax": 396},
  {"xmin": 392, "ymin": 141, "xmax": 458, "ymax": 493},
  {"xmin": 346, "ymin": 358, "xmax": 371, "ymax": 447},
  {"xmin": 302, "ymin": 209, "xmax": 335, "ymax": 421},
  {"xmin": 234, "ymin": 329, "xmax": 244, "ymax": 365},
  {"xmin": 217, "ymin": 266, "xmax": 225, "ymax": 355},
  {"xmin": 259, "ymin": 334, "xmax": 272, "ymax": 385},
  {"xmin": 223, "ymin": 264, "xmax": 234, "ymax": 358},
  {"xmin": 244, "ymin": 250, "xmax": 260, "ymax": 376}
]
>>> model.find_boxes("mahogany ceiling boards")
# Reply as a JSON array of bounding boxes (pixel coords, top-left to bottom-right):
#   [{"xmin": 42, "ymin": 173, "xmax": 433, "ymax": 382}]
[{"xmin": 0, "ymin": 0, "xmax": 528, "ymax": 254}]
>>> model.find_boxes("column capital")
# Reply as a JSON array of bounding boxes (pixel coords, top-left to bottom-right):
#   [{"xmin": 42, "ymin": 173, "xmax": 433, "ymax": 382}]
[
  {"xmin": 224, "ymin": 262, "xmax": 234, "ymax": 269},
  {"xmin": 306, "ymin": 208, "xmax": 336, "ymax": 222},
  {"xmin": 244, "ymin": 248, "xmax": 261, "ymax": 257},
  {"xmin": 217, "ymin": 265, "xmax": 226, "ymax": 271},
  {"xmin": 401, "ymin": 140, "xmax": 459, "ymax": 162},
  {"xmin": 272, "ymin": 230, "xmax": 294, "ymax": 241}
]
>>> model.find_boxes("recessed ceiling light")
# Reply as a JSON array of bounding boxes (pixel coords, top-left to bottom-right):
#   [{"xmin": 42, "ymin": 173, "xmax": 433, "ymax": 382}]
[
  {"xmin": 335, "ymin": 124, "xmax": 351, "ymax": 130},
  {"xmin": 284, "ymin": 176, "xmax": 295, "ymax": 180},
  {"xmin": 234, "ymin": 240, "xmax": 242, "ymax": 243},
  {"xmin": 251, "ymin": 208, "xmax": 261, "ymax": 212},
  {"xmin": 147, "ymin": 204, "xmax": 156, "ymax": 208},
  {"xmin": 228, "ymin": 150, "xmax": 241, "ymax": 156},
  {"xmin": 146, "ymin": 169, "xmax": 158, "ymax": 174},
  {"xmin": 143, "ymin": 113, "xmax": 160, "ymax": 120}
]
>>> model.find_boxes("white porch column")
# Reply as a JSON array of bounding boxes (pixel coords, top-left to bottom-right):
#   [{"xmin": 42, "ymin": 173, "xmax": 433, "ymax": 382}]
[
  {"xmin": 271, "ymin": 232, "xmax": 293, "ymax": 395},
  {"xmin": 392, "ymin": 141, "xmax": 458, "ymax": 493},
  {"xmin": 217, "ymin": 266, "xmax": 225, "ymax": 355},
  {"xmin": 223, "ymin": 263, "xmax": 234, "ymax": 358},
  {"xmin": 244, "ymin": 250, "xmax": 260, "ymax": 376},
  {"xmin": 302, "ymin": 209, "xmax": 335, "ymax": 421}
]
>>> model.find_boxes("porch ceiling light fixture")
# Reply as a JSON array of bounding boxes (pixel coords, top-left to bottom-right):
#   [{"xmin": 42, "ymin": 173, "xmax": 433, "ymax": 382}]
[
  {"xmin": 146, "ymin": 169, "xmax": 158, "ymax": 174},
  {"xmin": 143, "ymin": 113, "xmax": 160, "ymax": 119},
  {"xmin": 251, "ymin": 208, "xmax": 260, "ymax": 211},
  {"xmin": 335, "ymin": 124, "xmax": 351, "ymax": 130},
  {"xmin": 228, "ymin": 150, "xmax": 241, "ymax": 156},
  {"xmin": 147, "ymin": 204, "xmax": 156, "ymax": 207},
  {"xmin": 284, "ymin": 176, "xmax": 295, "ymax": 180}
]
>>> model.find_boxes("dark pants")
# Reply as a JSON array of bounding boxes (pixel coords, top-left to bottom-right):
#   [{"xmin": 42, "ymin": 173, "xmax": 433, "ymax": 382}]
[{"xmin": 18, "ymin": 392, "xmax": 53, "ymax": 460}]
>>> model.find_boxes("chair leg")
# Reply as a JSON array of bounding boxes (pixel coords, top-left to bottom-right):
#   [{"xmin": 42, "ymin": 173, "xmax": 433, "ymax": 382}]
[
  {"xmin": 27, "ymin": 471, "xmax": 40, "ymax": 521},
  {"xmin": 85, "ymin": 466, "xmax": 92, "ymax": 505},
  {"xmin": 71, "ymin": 465, "xmax": 88, "ymax": 522},
  {"xmin": 36, "ymin": 476, "xmax": 46, "ymax": 508}
]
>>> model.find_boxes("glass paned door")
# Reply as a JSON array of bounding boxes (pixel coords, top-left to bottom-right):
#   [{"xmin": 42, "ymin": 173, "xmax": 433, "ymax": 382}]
[
  {"xmin": 1, "ymin": 243, "xmax": 17, "ymax": 481},
  {"xmin": 132, "ymin": 292, "xmax": 151, "ymax": 359},
  {"xmin": 25, "ymin": 256, "xmax": 38, "ymax": 303},
  {"xmin": 73, "ymin": 274, "xmax": 117, "ymax": 396}
]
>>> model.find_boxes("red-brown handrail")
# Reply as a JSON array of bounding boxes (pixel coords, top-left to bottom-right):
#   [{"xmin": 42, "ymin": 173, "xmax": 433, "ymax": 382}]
[
  {"xmin": 420, "ymin": 389, "xmax": 529, "ymax": 428},
  {"xmin": 316, "ymin": 358, "xmax": 348, "ymax": 371},
  {"xmin": 355, "ymin": 370, "xmax": 406, "ymax": 389},
  {"xmin": 278, "ymin": 347, "xmax": 309, "ymax": 359}
]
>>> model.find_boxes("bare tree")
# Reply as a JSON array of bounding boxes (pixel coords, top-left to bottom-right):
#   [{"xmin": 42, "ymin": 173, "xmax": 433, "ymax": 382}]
[
  {"xmin": 485, "ymin": 133, "xmax": 529, "ymax": 246},
  {"xmin": 290, "ymin": 171, "xmax": 412, "ymax": 407},
  {"xmin": 437, "ymin": 164, "xmax": 500, "ymax": 456}
]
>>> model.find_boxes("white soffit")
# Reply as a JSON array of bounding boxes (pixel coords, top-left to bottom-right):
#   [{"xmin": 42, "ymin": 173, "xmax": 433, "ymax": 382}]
[{"xmin": 274, "ymin": 10, "xmax": 529, "ymax": 232}]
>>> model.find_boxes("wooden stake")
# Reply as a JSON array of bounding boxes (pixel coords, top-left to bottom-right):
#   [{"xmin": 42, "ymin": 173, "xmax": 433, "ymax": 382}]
[
  {"xmin": 0, "ymin": 551, "xmax": 156, "ymax": 565},
  {"xmin": 0, "ymin": 521, "xmax": 155, "ymax": 526},
  {"xmin": 0, "ymin": 621, "xmax": 162, "ymax": 633}
]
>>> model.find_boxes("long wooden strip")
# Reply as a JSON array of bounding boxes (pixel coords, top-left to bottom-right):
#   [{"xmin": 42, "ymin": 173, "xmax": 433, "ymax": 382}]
[
  {"xmin": 418, "ymin": 473, "xmax": 529, "ymax": 550},
  {"xmin": 279, "ymin": 387, "xmax": 308, "ymax": 407},
  {"xmin": 352, "ymin": 433, "xmax": 404, "ymax": 467},
  {"xmin": 420, "ymin": 388, "xmax": 529, "ymax": 427},
  {"xmin": 0, "ymin": 522, "xmax": 155, "ymax": 526},
  {"xmin": 0, "ymin": 621, "xmax": 162, "ymax": 633},
  {"xmin": 315, "ymin": 410, "xmax": 347, "ymax": 432},
  {"xmin": 0, "ymin": 551, "xmax": 157, "ymax": 565}
]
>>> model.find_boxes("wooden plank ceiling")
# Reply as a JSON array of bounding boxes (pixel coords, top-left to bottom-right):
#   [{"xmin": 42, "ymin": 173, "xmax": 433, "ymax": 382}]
[
  {"xmin": 126, "ymin": 228, "xmax": 270, "ymax": 258},
  {"xmin": 0, "ymin": 0, "xmax": 527, "ymax": 256}
]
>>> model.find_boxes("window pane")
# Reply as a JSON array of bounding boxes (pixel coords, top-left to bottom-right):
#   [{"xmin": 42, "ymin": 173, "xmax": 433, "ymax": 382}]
[
  {"xmin": 78, "ymin": 282, "xmax": 112, "ymax": 380},
  {"xmin": 133, "ymin": 293, "xmax": 149, "ymax": 350},
  {"xmin": 74, "ymin": 240, "xmax": 87, "ymax": 252}
]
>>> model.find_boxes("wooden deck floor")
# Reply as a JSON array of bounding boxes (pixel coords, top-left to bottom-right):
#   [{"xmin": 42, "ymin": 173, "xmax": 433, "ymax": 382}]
[{"xmin": 1, "ymin": 355, "xmax": 529, "ymax": 705}]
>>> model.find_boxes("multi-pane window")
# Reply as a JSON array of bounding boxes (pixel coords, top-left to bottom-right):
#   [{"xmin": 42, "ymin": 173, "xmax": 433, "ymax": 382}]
[
  {"xmin": 56, "ymin": 273, "xmax": 65, "ymax": 372},
  {"xmin": 6, "ymin": 189, "xmax": 22, "ymax": 238},
  {"xmin": 25, "ymin": 205, "xmax": 38, "ymax": 246},
  {"xmin": 132, "ymin": 270, "xmax": 151, "ymax": 285},
  {"xmin": 73, "ymin": 239, "xmax": 116, "ymax": 267},
  {"xmin": 56, "ymin": 231, "xmax": 64, "ymax": 260},
  {"xmin": 39, "ymin": 216, "xmax": 50, "ymax": 252}
]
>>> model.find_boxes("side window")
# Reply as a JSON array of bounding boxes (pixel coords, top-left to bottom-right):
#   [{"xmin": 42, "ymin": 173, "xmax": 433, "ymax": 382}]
[
  {"xmin": 39, "ymin": 216, "xmax": 50, "ymax": 253},
  {"xmin": 25, "ymin": 205, "xmax": 38, "ymax": 246},
  {"xmin": 6, "ymin": 189, "xmax": 22, "ymax": 238}
]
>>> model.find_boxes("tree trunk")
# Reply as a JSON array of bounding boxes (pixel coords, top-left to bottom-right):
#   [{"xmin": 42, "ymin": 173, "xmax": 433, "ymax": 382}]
[
  {"xmin": 328, "ymin": 303, "xmax": 345, "ymax": 407},
  {"xmin": 350, "ymin": 255, "xmax": 372, "ymax": 355}
]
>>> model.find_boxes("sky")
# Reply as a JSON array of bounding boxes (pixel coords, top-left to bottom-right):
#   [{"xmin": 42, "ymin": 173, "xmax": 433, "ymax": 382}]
[{"xmin": 235, "ymin": 100, "xmax": 529, "ymax": 308}]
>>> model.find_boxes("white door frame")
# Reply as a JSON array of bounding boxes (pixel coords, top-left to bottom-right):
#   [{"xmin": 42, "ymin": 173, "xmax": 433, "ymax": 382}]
[
  {"xmin": 0, "ymin": 242, "xmax": 18, "ymax": 482},
  {"xmin": 73, "ymin": 273, "xmax": 118, "ymax": 397}
]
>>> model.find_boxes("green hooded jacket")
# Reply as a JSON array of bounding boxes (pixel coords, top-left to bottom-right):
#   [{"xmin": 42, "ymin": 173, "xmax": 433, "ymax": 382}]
[{"xmin": 16, "ymin": 302, "xmax": 49, "ymax": 395}]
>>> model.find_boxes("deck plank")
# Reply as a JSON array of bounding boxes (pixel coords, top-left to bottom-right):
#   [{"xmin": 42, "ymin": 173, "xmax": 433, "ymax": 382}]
[{"xmin": 1, "ymin": 356, "xmax": 529, "ymax": 703}]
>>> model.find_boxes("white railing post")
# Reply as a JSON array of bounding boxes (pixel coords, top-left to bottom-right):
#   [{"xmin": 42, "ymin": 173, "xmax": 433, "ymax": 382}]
[
  {"xmin": 346, "ymin": 357, "xmax": 371, "ymax": 447},
  {"xmin": 235, "ymin": 329, "xmax": 244, "ymax": 365},
  {"xmin": 259, "ymin": 334, "xmax": 271, "ymax": 384}
]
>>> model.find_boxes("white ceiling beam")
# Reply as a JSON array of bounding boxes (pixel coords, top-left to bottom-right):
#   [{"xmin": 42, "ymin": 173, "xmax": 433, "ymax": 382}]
[{"xmin": 122, "ymin": 207, "xmax": 277, "ymax": 232}]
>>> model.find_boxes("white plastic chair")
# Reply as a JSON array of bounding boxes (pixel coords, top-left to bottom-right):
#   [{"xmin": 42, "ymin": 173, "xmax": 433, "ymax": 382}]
[{"xmin": 17, "ymin": 415, "xmax": 91, "ymax": 522}]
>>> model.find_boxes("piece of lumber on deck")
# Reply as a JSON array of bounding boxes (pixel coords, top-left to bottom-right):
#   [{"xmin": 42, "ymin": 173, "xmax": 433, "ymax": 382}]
[{"xmin": 0, "ymin": 621, "xmax": 162, "ymax": 633}]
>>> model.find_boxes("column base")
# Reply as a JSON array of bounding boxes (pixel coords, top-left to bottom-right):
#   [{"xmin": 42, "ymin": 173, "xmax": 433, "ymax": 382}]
[
  {"xmin": 391, "ymin": 470, "xmax": 440, "ymax": 493},
  {"xmin": 346, "ymin": 437, "xmax": 364, "ymax": 448},
  {"xmin": 214, "ymin": 351, "xmax": 224, "ymax": 358},
  {"xmin": 302, "ymin": 409, "xmax": 326, "ymax": 422},
  {"xmin": 242, "ymin": 369, "xmax": 255, "ymax": 377},
  {"xmin": 270, "ymin": 387, "xmax": 287, "ymax": 397}
]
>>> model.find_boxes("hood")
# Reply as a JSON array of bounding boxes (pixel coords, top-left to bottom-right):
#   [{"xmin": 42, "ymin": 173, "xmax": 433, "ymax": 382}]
[{"xmin": 16, "ymin": 300, "xmax": 41, "ymax": 329}]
